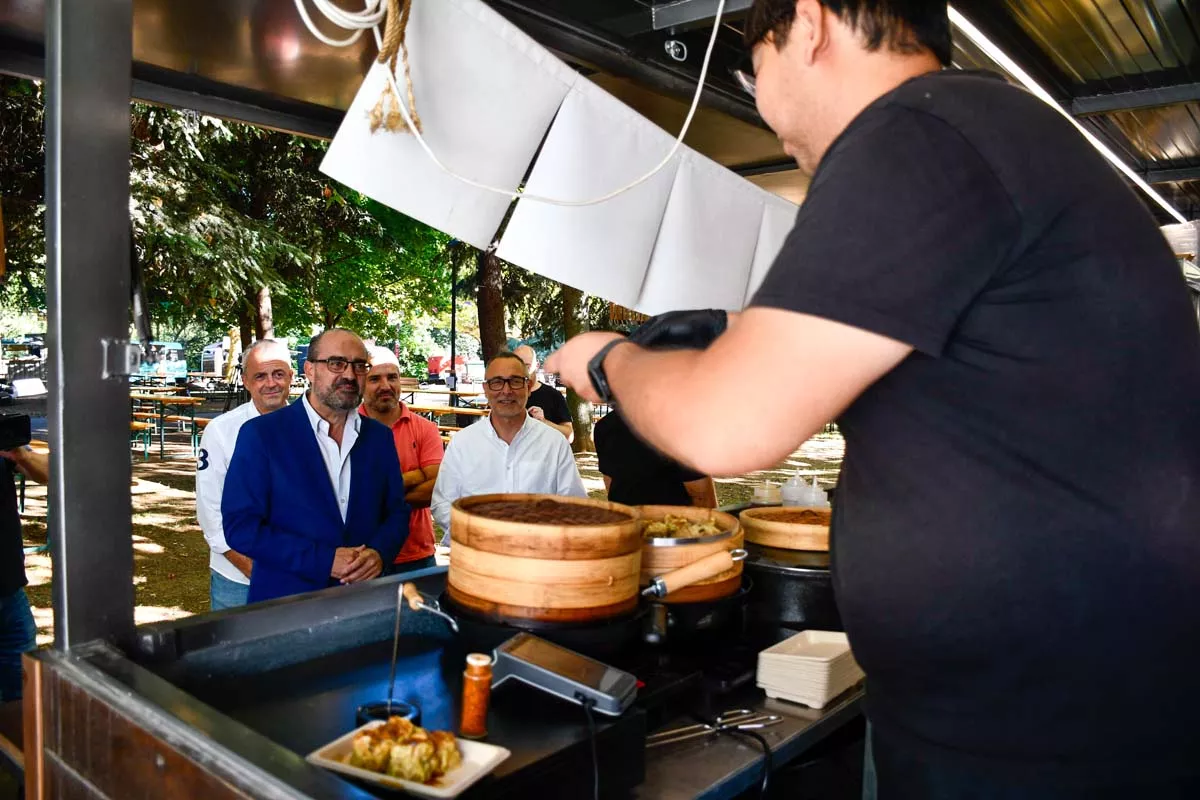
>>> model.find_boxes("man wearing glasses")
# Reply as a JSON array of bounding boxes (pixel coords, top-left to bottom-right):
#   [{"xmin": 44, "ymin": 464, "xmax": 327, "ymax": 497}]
[
  {"xmin": 223, "ymin": 328, "xmax": 410, "ymax": 603},
  {"xmin": 431, "ymin": 351, "xmax": 586, "ymax": 538}
]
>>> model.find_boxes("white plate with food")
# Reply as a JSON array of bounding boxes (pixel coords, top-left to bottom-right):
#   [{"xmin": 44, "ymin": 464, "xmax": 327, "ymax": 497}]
[{"xmin": 307, "ymin": 716, "xmax": 511, "ymax": 798}]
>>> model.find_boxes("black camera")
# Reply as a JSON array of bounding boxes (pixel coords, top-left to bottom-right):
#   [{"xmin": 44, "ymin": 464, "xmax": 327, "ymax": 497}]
[{"xmin": 0, "ymin": 415, "xmax": 33, "ymax": 452}]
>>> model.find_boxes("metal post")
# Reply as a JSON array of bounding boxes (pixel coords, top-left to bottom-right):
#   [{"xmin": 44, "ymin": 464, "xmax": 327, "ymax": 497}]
[
  {"xmin": 45, "ymin": 0, "xmax": 137, "ymax": 649},
  {"xmin": 448, "ymin": 257, "xmax": 458, "ymax": 407}
]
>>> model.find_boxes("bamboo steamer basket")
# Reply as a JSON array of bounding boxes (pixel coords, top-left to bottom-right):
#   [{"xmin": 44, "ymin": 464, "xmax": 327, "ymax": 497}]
[
  {"xmin": 447, "ymin": 494, "xmax": 643, "ymax": 623},
  {"xmin": 740, "ymin": 506, "xmax": 831, "ymax": 552},
  {"xmin": 637, "ymin": 506, "xmax": 743, "ymax": 603}
]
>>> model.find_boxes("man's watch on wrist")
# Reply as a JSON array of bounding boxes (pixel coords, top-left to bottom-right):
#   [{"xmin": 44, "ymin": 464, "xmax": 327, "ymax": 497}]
[{"xmin": 587, "ymin": 338, "xmax": 632, "ymax": 404}]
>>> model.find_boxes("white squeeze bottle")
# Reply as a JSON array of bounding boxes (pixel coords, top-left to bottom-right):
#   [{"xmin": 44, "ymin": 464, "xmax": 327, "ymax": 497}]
[
  {"xmin": 781, "ymin": 470, "xmax": 807, "ymax": 507},
  {"xmin": 808, "ymin": 477, "xmax": 831, "ymax": 509}
]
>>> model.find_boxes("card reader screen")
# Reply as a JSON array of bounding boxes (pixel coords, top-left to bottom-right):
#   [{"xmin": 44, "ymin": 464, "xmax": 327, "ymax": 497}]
[{"xmin": 506, "ymin": 636, "xmax": 611, "ymax": 689}]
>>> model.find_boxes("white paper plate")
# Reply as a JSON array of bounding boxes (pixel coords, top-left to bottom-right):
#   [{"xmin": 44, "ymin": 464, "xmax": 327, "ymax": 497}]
[{"xmin": 307, "ymin": 721, "xmax": 512, "ymax": 798}]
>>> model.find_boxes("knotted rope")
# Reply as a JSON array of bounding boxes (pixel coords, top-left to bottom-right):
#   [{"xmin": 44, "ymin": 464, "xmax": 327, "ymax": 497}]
[{"xmin": 369, "ymin": 0, "xmax": 423, "ymax": 135}]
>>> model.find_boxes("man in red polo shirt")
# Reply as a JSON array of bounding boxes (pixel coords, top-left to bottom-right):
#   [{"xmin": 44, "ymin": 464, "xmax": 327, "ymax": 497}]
[{"xmin": 361, "ymin": 346, "xmax": 444, "ymax": 572}]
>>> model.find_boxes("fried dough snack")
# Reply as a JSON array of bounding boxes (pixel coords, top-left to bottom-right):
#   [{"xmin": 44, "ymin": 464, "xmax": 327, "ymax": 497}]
[
  {"xmin": 345, "ymin": 716, "xmax": 463, "ymax": 784},
  {"xmin": 643, "ymin": 515, "xmax": 724, "ymax": 539}
]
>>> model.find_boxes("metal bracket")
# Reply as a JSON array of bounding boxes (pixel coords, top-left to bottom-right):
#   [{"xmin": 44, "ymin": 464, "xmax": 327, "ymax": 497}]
[{"xmin": 101, "ymin": 338, "xmax": 141, "ymax": 380}]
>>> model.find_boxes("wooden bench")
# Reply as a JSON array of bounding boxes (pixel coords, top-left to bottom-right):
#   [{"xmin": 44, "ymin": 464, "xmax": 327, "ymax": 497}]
[
  {"xmin": 437, "ymin": 425, "xmax": 463, "ymax": 433},
  {"xmin": 130, "ymin": 421, "xmax": 154, "ymax": 461}
]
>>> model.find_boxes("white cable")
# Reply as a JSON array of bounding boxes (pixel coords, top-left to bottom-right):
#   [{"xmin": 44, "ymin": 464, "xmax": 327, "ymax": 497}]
[{"xmin": 292, "ymin": 0, "xmax": 727, "ymax": 207}]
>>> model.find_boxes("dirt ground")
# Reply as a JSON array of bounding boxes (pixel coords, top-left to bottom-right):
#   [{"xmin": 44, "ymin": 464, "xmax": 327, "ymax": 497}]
[{"xmin": 17, "ymin": 426, "xmax": 844, "ymax": 646}]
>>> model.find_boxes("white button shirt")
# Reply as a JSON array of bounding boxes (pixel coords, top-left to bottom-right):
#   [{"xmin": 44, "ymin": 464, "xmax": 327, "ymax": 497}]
[
  {"xmin": 301, "ymin": 393, "xmax": 360, "ymax": 521},
  {"xmin": 431, "ymin": 415, "xmax": 587, "ymax": 539},
  {"xmin": 196, "ymin": 401, "xmax": 261, "ymax": 585}
]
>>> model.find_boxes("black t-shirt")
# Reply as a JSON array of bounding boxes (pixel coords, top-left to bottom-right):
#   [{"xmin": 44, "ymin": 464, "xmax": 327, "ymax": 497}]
[
  {"xmin": 526, "ymin": 382, "xmax": 570, "ymax": 425},
  {"xmin": 753, "ymin": 71, "xmax": 1200, "ymax": 780},
  {"xmin": 595, "ymin": 411, "xmax": 704, "ymax": 506},
  {"xmin": 0, "ymin": 461, "xmax": 26, "ymax": 597}
]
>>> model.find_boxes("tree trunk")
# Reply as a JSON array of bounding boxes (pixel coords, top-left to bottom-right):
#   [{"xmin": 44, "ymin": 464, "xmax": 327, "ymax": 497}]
[
  {"xmin": 254, "ymin": 285, "xmax": 275, "ymax": 339},
  {"xmin": 237, "ymin": 303, "xmax": 254, "ymax": 354},
  {"xmin": 562, "ymin": 285, "xmax": 595, "ymax": 453},
  {"xmin": 476, "ymin": 248, "xmax": 507, "ymax": 362}
]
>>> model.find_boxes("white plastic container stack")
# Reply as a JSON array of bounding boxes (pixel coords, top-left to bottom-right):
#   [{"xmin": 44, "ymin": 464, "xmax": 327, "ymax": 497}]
[{"xmin": 756, "ymin": 630, "xmax": 864, "ymax": 709}]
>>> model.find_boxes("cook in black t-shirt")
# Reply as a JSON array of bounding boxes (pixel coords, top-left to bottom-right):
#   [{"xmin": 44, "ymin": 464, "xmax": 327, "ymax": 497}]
[
  {"xmin": 546, "ymin": 5, "xmax": 1200, "ymax": 796},
  {"xmin": 595, "ymin": 410, "xmax": 713, "ymax": 507}
]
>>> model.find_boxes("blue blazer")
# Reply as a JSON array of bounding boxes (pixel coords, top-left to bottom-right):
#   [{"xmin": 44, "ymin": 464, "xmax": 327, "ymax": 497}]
[{"xmin": 222, "ymin": 399, "xmax": 409, "ymax": 603}]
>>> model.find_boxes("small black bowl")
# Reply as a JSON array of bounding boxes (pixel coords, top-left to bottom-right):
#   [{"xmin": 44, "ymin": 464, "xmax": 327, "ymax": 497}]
[{"xmin": 355, "ymin": 700, "xmax": 421, "ymax": 728}]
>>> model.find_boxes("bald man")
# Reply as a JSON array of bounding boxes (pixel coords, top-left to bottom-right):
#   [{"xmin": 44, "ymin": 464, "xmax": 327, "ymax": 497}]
[
  {"xmin": 197, "ymin": 338, "xmax": 294, "ymax": 610},
  {"xmin": 513, "ymin": 345, "xmax": 572, "ymax": 441}
]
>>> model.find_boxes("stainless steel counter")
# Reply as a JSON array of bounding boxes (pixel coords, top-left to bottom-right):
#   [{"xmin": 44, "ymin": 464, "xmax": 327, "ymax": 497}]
[{"xmin": 637, "ymin": 688, "xmax": 863, "ymax": 799}]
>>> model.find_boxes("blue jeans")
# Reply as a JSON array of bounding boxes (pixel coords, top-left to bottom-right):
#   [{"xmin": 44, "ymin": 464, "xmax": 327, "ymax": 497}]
[
  {"xmin": 0, "ymin": 589, "xmax": 36, "ymax": 701},
  {"xmin": 210, "ymin": 571, "xmax": 250, "ymax": 611}
]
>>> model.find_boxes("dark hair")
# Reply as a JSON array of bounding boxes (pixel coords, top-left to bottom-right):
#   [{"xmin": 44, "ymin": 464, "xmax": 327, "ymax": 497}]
[
  {"xmin": 745, "ymin": 0, "xmax": 951, "ymax": 67},
  {"xmin": 307, "ymin": 328, "xmax": 359, "ymax": 361},
  {"xmin": 486, "ymin": 350, "xmax": 527, "ymax": 370}
]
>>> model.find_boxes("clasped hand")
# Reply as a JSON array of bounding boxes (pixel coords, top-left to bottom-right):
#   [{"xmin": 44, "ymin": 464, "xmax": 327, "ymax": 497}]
[{"xmin": 332, "ymin": 545, "xmax": 383, "ymax": 584}]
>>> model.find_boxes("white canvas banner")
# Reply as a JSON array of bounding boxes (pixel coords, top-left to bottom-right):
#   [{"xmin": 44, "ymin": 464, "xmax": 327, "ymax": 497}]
[
  {"xmin": 320, "ymin": 0, "xmax": 578, "ymax": 250},
  {"xmin": 495, "ymin": 79, "xmax": 683, "ymax": 308},
  {"xmin": 635, "ymin": 149, "xmax": 768, "ymax": 315}
]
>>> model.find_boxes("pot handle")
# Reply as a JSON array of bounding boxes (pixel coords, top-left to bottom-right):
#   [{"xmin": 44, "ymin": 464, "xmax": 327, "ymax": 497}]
[
  {"xmin": 402, "ymin": 582, "xmax": 425, "ymax": 611},
  {"xmin": 642, "ymin": 549, "xmax": 747, "ymax": 599}
]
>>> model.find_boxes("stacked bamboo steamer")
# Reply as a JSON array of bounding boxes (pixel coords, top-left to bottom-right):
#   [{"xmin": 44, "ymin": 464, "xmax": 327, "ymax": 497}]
[
  {"xmin": 447, "ymin": 494, "xmax": 643, "ymax": 623},
  {"xmin": 739, "ymin": 507, "xmax": 832, "ymax": 551},
  {"xmin": 638, "ymin": 506, "xmax": 743, "ymax": 603}
]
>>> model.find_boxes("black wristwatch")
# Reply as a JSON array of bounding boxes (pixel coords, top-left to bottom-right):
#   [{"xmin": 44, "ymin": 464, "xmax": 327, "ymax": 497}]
[{"xmin": 587, "ymin": 338, "xmax": 631, "ymax": 404}]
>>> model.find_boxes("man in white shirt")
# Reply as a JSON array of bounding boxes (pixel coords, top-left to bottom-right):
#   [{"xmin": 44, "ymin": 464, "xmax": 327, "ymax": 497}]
[
  {"xmin": 432, "ymin": 351, "xmax": 586, "ymax": 538},
  {"xmin": 196, "ymin": 338, "xmax": 293, "ymax": 611}
]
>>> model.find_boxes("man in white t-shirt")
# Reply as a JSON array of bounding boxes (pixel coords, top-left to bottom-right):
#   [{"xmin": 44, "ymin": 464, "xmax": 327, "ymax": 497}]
[
  {"xmin": 196, "ymin": 339, "xmax": 293, "ymax": 610},
  {"xmin": 432, "ymin": 351, "xmax": 586, "ymax": 539}
]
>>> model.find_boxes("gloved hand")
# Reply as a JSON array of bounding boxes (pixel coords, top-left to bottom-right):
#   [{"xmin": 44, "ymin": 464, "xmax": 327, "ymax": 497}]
[{"xmin": 627, "ymin": 309, "xmax": 728, "ymax": 351}]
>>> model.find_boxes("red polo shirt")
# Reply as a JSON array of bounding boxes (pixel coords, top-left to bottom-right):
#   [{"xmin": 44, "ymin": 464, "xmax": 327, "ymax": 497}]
[{"xmin": 360, "ymin": 403, "xmax": 444, "ymax": 564}]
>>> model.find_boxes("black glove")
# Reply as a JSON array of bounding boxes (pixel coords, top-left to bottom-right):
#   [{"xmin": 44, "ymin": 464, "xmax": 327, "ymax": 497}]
[{"xmin": 627, "ymin": 309, "xmax": 728, "ymax": 351}]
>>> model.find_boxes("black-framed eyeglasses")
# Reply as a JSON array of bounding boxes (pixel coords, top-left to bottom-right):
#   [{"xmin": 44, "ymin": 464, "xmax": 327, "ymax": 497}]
[
  {"xmin": 310, "ymin": 357, "xmax": 371, "ymax": 375},
  {"xmin": 484, "ymin": 376, "xmax": 528, "ymax": 391}
]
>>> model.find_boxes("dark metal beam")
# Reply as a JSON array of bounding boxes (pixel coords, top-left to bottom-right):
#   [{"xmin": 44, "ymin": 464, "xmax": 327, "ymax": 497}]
[
  {"xmin": 487, "ymin": 0, "xmax": 767, "ymax": 131},
  {"xmin": 1142, "ymin": 162, "xmax": 1200, "ymax": 185},
  {"xmin": 1072, "ymin": 81, "xmax": 1200, "ymax": 116},
  {"xmin": 0, "ymin": 34, "xmax": 343, "ymax": 140},
  {"xmin": 732, "ymin": 157, "xmax": 797, "ymax": 177},
  {"xmin": 45, "ymin": 0, "xmax": 137, "ymax": 647},
  {"xmin": 606, "ymin": 0, "xmax": 755, "ymax": 36},
  {"xmin": 651, "ymin": 0, "xmax": 754, "ymax": 31}
]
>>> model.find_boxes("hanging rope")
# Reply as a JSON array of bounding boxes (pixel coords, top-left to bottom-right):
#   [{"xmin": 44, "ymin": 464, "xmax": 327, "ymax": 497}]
[{"xmin": 369, "ymin": 0, "xmax": 422, "ymax": 135}]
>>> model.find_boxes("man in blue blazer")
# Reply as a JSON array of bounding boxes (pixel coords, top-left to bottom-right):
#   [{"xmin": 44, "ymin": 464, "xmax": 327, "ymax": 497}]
[{"xmin": 223, "ymin": 329, "xmax": 409, "ymax": 603}]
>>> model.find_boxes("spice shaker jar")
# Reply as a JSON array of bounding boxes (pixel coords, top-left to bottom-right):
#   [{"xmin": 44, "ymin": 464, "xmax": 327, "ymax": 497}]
[{"xmin": 459, "ymin": 653, "xmax": 493, "ymax": 739}]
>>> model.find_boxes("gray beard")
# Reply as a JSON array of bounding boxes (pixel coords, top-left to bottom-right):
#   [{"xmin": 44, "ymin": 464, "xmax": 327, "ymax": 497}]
[{"xmin": 318, "ymin": 381, "xmax": 361, "ymax": 411}]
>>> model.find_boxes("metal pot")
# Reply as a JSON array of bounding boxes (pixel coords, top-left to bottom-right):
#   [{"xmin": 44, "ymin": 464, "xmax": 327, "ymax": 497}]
[
  {"xmin": 742, "ymin": 543, "xmax": 842, "ymax": 641},
  {"xmin": 644, "ymin": 580, "xmax": 751, "ymax": 651}
]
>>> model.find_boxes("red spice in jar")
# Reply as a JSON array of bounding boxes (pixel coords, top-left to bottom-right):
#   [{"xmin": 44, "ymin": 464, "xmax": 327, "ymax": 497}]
[{"xmin": 460, "ymin": 653, "xmax": 493, "ymax": 739}]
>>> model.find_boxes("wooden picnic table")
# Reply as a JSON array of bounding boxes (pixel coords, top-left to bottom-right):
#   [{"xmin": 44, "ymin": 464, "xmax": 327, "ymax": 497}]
[
  {"xmin": 129, "ymin": 394, "xmax": 205, "ymax": 460},
  {"xmin": 407, "ymin": 403, "xmax": 489, "ymax": 418}
]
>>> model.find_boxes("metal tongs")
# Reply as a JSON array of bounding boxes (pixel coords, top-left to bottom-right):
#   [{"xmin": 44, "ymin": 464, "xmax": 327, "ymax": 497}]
[{"xmin": 645, "ymin": 709, "xmax": 784, "ymax": 748}]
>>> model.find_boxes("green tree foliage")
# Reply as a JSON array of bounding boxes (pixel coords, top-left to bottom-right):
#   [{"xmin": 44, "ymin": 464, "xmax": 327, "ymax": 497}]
[
  {"xmin": 0, "ymin": 77, "xmax": 47, "ymax": 311},
  {"xmin": 2, "ymin": 77, "xmax": 456, "ymax": 367}
]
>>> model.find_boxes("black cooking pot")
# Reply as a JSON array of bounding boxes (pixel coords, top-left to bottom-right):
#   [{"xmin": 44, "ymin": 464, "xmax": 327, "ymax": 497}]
[
  {"xmin": 743, "ymin": 543, "xmax": 841, "ymax": 642},
  {"xmin": 643, "ymin": 581, "xmax": 750, "ymax": 652}
]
